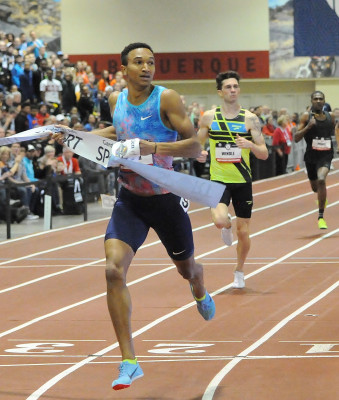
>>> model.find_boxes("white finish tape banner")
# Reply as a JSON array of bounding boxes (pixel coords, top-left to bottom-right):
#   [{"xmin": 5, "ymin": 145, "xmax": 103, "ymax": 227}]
[{"xmin": 0, "ymin": 126, "xmax": 224, "ymax": 208}]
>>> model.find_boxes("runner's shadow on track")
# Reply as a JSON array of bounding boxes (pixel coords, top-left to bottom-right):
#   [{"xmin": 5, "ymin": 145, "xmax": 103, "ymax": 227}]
[
  {"xmin": 219, "ymin": 287, "xmax": 274, "ymax": 296},
  {"xmin": 298, "ymin": 234, "xmax": 324, "ymax": 240},
  {"xmin": 133, "ymin": 395, "xmax": 202, "ymax": 400},
  {"xmin": 1, "ymin": 390, "xmax": 202, "ymax": 400}
]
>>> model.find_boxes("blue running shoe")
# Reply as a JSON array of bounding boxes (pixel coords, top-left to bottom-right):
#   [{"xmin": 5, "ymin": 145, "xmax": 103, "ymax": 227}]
[
  {"xmin": 112, "ymin": 360, "xmax": 144, "ymax": 390},
  {"xmin": 191, "ymin": 286, "xmax": 215, "ymax": 321}
]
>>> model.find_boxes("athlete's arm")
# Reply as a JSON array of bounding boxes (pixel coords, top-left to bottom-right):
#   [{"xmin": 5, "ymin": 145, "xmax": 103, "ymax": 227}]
[
  {"xmin": 196, "ymin": 110, "xmax": 214, "ymax": 163},
  {"xmin": 242, "ymin": 111, "xmax": 268, "ymax": 160},
  {"xmin": 295, "ymin": 111, "xmax": 315, "ymax": 143},
  {"xmin": 331, "ymin": 113, "xmax": 339, "ymax": 153},
  {"xmin": 139, "ymin": 89, "xmax": 202, "ymax": 158}
]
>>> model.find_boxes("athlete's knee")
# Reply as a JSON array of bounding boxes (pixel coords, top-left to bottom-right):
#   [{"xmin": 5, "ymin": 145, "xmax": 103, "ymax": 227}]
[
  {"xmin": 214, "ymin": 215, "xmax": 231, "ymax": 229},
  {"xmin": 105, "ymin": 260, "xmax": 125, "ymax": 286},
  {"xmin": 177, "ymin": 266, "xmax": 194, "ymax": 280},
  {"xmin": 236, "ymin": 223, "xmax": 250, "ymax": 241},
  {"xmin": 176, "ymin": 260, "xmax": 202, "ymax": 281},
  {"xmin": 310, "ymin": 181, "xmax": 318, "ymax": 192},
  {"xmin": 317, "ymin": 177, "xmax": 326, "ymax": 187}
]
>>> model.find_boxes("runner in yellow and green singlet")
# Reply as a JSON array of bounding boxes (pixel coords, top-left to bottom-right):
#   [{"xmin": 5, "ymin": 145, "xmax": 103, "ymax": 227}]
[{"xmin": 197, "ymin": 71, "xmax": 268, "ymax": 289}]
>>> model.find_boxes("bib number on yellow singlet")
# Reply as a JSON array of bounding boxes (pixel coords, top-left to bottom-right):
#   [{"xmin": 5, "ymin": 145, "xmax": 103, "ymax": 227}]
[{"xmin": 215, "ymin": 143, "xmax": 241, "ymax": 163}]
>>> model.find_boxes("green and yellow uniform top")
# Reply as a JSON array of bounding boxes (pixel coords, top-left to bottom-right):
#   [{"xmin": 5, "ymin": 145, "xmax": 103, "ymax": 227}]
[{"xmin": 208, "ymin": 107, "xmax": 253, "ymax": 183}]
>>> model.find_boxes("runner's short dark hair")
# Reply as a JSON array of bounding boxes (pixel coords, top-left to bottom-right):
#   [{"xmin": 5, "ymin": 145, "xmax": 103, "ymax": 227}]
[
  {"xmin": 311, "ymin": 90, "xmax": 325, "ymax": 100},
  {"xmin": 216, "ymin": 71, "xmax": 240, "ymax": 90},
  {"xmin": 121, "ymin": 43, "xmax": 154, "ymax": 66}
]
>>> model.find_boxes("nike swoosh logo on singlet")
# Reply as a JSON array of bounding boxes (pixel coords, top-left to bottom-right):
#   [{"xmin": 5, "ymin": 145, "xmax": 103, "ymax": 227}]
[{"xmin": 141, "ymin": 115, "xmax": 152, "ymax": 120}]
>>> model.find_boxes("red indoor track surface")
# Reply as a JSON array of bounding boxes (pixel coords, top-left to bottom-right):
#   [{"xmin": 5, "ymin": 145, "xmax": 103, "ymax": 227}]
[{"xmin": 0, "ymin": 163, "xmax": 338, "ymax": 400}]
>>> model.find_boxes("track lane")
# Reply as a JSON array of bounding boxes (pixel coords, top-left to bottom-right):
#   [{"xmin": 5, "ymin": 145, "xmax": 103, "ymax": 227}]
[{"xmin": 0, "ymin": 167, "xmax": 334, "ymax": 398}]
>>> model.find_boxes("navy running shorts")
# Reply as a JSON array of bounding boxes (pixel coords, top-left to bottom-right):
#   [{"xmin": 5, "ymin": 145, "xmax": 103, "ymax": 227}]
[
  {"xmin": 213, "ymin": 181, "xmax": 253, "ymax": 219},
  {"xmin": 105, "ymin": 187, "xmax": 194, "ymax": 260}
]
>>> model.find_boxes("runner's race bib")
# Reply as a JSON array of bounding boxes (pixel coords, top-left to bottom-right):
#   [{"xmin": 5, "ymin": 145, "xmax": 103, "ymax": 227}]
[
  {"xmin": 312, "ymin": 138, "xmax": 331, "ymax": 151},
  {"xmin": 215, "ymin": 143, "xmax": 241, "ymax": 163}
]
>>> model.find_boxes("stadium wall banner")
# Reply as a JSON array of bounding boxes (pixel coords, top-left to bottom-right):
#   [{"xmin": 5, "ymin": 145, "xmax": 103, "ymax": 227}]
[{"xmin": 68, "ymin": 51, "xmax": 269, "ymax": 80}]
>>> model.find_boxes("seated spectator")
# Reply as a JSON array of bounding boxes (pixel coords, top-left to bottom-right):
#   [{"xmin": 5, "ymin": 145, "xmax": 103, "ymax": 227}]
[
  {"xmin": 0, "ymin": 165, "xmax": 29, "ymax": 223},
  {"xmin": 262, "ymin": 116, "xmax": 275, "ymax": 137},
  {"xmin": 98, "ymin": 120, "xmax": 112, "ymax": 129},
  {"xmin": 8, "ymin": 142, "xmax": 22, "ymax": 169},
  {"xmin": 84, "ymin": 113, "xmax": 98, "ymax": 131},
  {"xmin": 3, "ymin": 107, "xmax": 17, "ymax": 136},
  {"xmin": 35, "ymin": 144, "xmax": 63, "ymax": 215},
  {"xmin": 0, "ymin": 145, "xmax": 38, "ymax": 220},
  {"xmin": 0, "ymin": 146, "xmax": 14, "ymax": 174},
  {"xmin": 11, "ymin": 90, "xmax": 21, "ymax": 106},
  {"xmin": 27, "ymin": 103, "xmax": 40, "ymax": 129},
  {"xmin": 36, "ymin": 103, "xmax": 50, "ymax": 126},
  {"xmin": 57, "ymin": 146, "xmax": 81, "ymax": 176},
  {"xmin": 57, "ymin": 146, "xmax": 83, "ymax": 215}
]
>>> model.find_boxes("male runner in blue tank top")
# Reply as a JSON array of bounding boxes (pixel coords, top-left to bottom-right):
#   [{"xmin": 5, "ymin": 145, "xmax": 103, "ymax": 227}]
[
  {"xmin": 295, "ymin": 91, "xmax": 339, "ymax": 229},
  {"xmin": 73, "ymin": 43, "xmax": 215, "ymax": 390},
  {"xmin": 196, "ymin": 71, "xmax": 268, "ymax": 289}
]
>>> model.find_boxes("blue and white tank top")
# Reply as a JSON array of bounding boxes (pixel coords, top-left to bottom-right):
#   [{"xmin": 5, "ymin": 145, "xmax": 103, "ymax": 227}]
[{"xmin": 113, "ymin": 85, "xmax": 178, "ymax": 195}]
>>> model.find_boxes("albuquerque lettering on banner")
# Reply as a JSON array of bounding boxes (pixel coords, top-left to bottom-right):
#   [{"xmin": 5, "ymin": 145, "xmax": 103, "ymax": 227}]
[{"xmin": 69, "ymin": 51, "xmax": 269, "ymax": 79}]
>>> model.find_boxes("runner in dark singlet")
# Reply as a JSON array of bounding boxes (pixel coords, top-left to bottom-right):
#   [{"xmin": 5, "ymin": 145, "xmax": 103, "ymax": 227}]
[{"xmin": 295, "ymin": 91, "xmax": 339, "ymax": 229}]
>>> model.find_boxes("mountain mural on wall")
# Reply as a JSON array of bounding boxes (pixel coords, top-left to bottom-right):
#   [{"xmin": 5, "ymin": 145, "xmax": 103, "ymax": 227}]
[{"xmin": 0, "ymin": 0, "xmax": 60, "ymax": 52}]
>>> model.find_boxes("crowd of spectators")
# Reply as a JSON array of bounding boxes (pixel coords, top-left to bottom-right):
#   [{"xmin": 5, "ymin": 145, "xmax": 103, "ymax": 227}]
[
  {"xmin": 0, "ymin": 29, "xmax": 122, "ymax": 223},
  {"xmin": 1, "ymin": 30, "xmax": 338, "ymax": 224}
]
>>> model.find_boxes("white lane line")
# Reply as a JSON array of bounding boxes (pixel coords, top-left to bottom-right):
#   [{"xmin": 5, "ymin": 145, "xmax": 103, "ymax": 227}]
[
  {"xmin": 202, "ymin": 279, "xmax": 339, "ymax": 400},
  {"xmin": 0, "ymin": 183, "xmax": 322, "ymax": 293},
  {"xmin": 254, "ymin": 182, "xmax": 338, "ymax": 211},
  {"xmin": 0, "ymin": 235, "xmax": 104, "ymax": 267},
  {"xmin": 186, "ymin": 171, "xmax": 339, "ymax": 215},
  {"xmin": 0, "ymin": 258, "xmax": 104, "ymax": 294},
  {"xmin": 7, "ymin": 339, "xmax": 106, "ymax": 341},
  {"xmin": 4, "ymin": 177, "xmax": 334, "ymax": 275},
  {"xmin": 254, "ymin": 170, "xmax": 339, "ymax": 196},
  {"xmin": 2, "ymin": 200, "xmax": 339, "ymax": 335},
  {"xmin": 1, "ymin": 177, "xmax": 337, "ymax": 273},
  {"xmin": 0, "ymin": 264, "xmax": 176, "ymax": 339},
  {"xmin": 25, "ymin": 227, "xmax": 339, "ymax": 400},
  {"xmin": 0, "ymin": 217, "xmax": 110, "ymax": 246},
  {"xmin": 3, "ymin": 354, "xmax": 339, "ymax": 368},
  {"xmin": 1, "ymin": 167, "xmax": 334, "ymax": 245}
]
